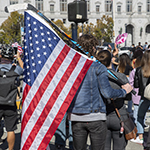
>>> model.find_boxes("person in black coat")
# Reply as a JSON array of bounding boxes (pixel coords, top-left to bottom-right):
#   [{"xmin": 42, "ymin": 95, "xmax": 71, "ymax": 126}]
[{"xmin": 132, "ymin": 50, "xmax": 150, "ymax": 147}]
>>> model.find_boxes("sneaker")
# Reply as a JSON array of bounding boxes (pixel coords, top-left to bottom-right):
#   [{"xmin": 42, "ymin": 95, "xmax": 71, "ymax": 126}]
[{"xmin": 130, "ymin": 136, "xmax": 143, "ymax": 144}]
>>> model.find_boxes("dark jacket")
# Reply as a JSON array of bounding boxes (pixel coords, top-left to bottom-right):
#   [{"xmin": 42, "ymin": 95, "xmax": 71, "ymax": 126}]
[
  {"xmin": 105, "ymin": 69, "xmax": 130, "ymax": 115},
  {"xmin": 134, "ymin": 66, "xmax": 149, "ymax": 97}
]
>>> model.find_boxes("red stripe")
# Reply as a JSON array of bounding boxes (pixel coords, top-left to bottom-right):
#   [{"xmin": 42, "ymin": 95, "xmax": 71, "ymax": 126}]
[
  {"xmin": 21, "ymin": 45, "xmax": 70, "ymax": 136},
  {"xmin": 22, "ymin": 52, "xmax": 82, "ymax": 150},
  {"xmin": 38, "ymin": 59, "xmax": 93, "ymax": 149},
  {"xmin": 22, "ymin": 84, "xmax": 31, "ymax": 105}
]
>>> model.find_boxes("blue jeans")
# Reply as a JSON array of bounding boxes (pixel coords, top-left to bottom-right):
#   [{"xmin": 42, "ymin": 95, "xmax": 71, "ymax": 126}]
[
  {"xmin": 72, "ymin": 120, "xmax": 107, "ymax": 150},
  {"xmin": 133, "ymin": 104, "xmax": 139, "ymax": 125},
  {"xmin": 55, "ymin": 113, "xmax": 73, "ymax": 149},
  {"xmin": 137, "ymin": 99, "xmax": 150, "ymax": 134}
]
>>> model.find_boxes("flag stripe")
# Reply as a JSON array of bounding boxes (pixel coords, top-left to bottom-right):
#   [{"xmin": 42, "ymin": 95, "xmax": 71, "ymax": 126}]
[
  {"xmin": 22, "ymin": 84, "xmax": 31, "ymax": 105},
  {"xmin": 30, "ymin": 58, "xmax": 92, "ymax": 150},
  {"xmin": 22, "ymin": 52, "xmax": 82, "ymax": 150},
  {"xmin": 22, "ymin": 40, "xmax": 66, "ymax": 116},
  {"xmin": 21, "ymin": 10, "xmax": 93, "ymax": 150},
  {"xmin": 21, "ymin": 47, "xmax": 78, "ymax": 148},
  {"xmin": 21, "ymin": 43, "xmax": 84, "ymax": 148},
  {"xmin": 38, "ymin": 59, "xmax": 92, "ymax": 149},
  {"xmin": 21, "ymin": 44, "xmax": 70, "ymax": 134}
]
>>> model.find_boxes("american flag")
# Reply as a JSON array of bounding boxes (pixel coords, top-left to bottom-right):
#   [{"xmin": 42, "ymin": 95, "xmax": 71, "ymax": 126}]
[{"xmin": 21, "ymin": 10, "xmax": 93, "ymax": 150}]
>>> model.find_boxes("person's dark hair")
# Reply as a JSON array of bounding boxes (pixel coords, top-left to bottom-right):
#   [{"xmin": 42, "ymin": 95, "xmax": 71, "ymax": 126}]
[
  {"xmin": 141, "ymin": 50, "xmax": 150, "ymax": 77},
  {"xmin": 118, "ymin": 53, "xmax": 131, "ymax": 73},
  {"xmin": 96, "ymin": 50, "xmax": 111, "ymax": 67},
  {"xmin": 76, "ymin": 34, "xmax": 98, "ymax": 57},
  {"xmin": 134, "ymin": 56, "xmax": 142, "ymax": 68},
  {"xmin": 132, "ymin": 50, "xmax": 143, "ymax": 59}
]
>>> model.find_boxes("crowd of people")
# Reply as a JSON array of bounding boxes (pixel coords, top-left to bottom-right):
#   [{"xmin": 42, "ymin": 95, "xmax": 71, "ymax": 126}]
[
  {"xmin": 54, "ymin": 37, "xmax": 150, "ymax": 150},
  {"xmin": 0, "ymin": 36, "xmax": 150, "ymax": 150}
]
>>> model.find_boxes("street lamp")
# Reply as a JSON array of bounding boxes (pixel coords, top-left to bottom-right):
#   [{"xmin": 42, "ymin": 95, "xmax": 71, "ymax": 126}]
[{"xmin": 125, "ymin": 23, "xmax": 127, "ymax": 46}]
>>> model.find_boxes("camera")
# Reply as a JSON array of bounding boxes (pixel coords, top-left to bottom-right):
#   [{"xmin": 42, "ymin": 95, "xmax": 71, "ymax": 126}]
[{"xmin": 1, "ymin": 46, "xmax": 17, "ymax": 60}]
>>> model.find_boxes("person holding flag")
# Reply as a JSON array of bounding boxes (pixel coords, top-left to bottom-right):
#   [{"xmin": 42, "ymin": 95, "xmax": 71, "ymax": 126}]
[{"xmin": 68, "ymin": 34, "xmax": 133, "ymax": 150}]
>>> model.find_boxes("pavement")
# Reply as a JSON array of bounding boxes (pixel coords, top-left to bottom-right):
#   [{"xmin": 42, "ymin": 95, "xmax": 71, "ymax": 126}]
[{"xmin": 0, "ymin": 111, "xmax": 150, "ymax": 150}]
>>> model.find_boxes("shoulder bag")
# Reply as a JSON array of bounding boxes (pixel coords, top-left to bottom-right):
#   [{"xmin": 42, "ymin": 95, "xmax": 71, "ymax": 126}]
[{"xmin": 112, "ymin": 100, "xmax": 137, "ymax": 140}]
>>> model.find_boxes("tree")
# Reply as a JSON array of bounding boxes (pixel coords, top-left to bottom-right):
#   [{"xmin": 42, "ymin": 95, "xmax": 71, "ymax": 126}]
[
  {"xmin": 0, "ymin": 11, "xmax": 23, "ymax": 45},
  {"xmin": 94, "ymin": 15, "xmax": 113, "ymax": 45},
  {"xmin": 78, "ymin": 22, "xmax": 95, "ymax": 36},
  {"xmin": 53, "ymin": 20, "xmax": 71, "ymax": 40}
]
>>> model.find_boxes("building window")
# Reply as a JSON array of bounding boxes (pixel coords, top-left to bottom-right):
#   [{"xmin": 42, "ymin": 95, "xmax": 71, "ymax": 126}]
[
  {"xmin": 117, "ymin": 5, "xmax": 121, "ymax": 14},
  {"xmin": 35, "ymin": 0, "xmax": 43, "ymax": 11},
  {"xmin": 10, "ymin": 0, "xmax": 18, "ymax": 5},
  {"xmin": 50, "ymin": 4, "xmax": 54, "ymax": 12},
  {"xmin": 63, "ymin": 19, "xmax": 66, "ymax": 24},
  {"xmin": 126, "ymin": 0, "xmax": 132, "ymax": 12},
  {"xmin": 105, "ymin": 0, "xmax": 112, "ymax": 12},
  {"xmin": 138, "ymin": 6, "xmax": 141, "ymax": 14},
  {"xmin": 146, "ymin": 24, "xmax": 150, "ymax": 33},
  {"xmin": 147, "ymin": 0, "xmax": 150, "ymax": 12},
  {"xmin": 60, "ymin": 0, "xmax": 67, "ymax": 12},
  {"xmin": 96, "ymin": 5, "xmax": 100, "ymax": 13},
  {"xmin": 87, "ymin": 0, "xmax": 90, "ymax": 12}
]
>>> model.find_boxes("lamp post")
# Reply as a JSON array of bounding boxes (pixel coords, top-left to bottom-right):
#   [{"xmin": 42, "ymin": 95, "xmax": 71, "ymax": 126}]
[
  {"xmin": 125, "ymin": 23, "xmax": 127, "ymax": 46},
  {"xmin": 112, "ymin": 0, "xmax": 115, "ymax": 42},
  {"xmin": 19, "ymin": 14, "xmax": 23, "ymax": 46}
]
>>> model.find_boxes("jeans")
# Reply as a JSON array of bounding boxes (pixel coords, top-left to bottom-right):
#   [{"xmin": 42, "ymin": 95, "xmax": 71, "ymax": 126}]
[
  {"xmin": 137, "ymin": 99, "xmax": 150, "ymax": 134},
  {"xmin": 55, "ymin": 113, "xmax": 73, "ymax": 149},
  {"xmin": 105, "ymin": 112, "xmax": 128, "ymax": 150},
  {"xmin": 133, "ymin": 104, "xmax": 139, "ymax": 125},
  {"xmin": 72, "ymin": 120, "xmax": 107, "ymax": 150}
]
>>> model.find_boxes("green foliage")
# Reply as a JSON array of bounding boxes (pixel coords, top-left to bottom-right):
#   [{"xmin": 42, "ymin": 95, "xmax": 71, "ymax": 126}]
[
  {"xmin": 53, "ymin": 20, "xmax": 71, "ymax": 40},
  {"xmin": 78, "ymin": 23, "xmax": 95, "ymax": 36},
  {"xmin": 77, "ymin": 15, "xmax": 113, "ymax": 45},
  {"xmin": 0, "ymin": 13, "xmax": 113, "ymax": 46},
  {"xmin": 94, "ymin": 15, "xmax": 114, "ymax": 45},
  {"xmin": 0, "ymin": 11, "xmax": 23, "ymax": 45}
]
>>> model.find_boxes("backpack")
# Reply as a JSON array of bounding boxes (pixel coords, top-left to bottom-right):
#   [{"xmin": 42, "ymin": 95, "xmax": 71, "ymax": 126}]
[{"xmin": 0, "ymin": 65, "xmax": 20, "ymax": 106}]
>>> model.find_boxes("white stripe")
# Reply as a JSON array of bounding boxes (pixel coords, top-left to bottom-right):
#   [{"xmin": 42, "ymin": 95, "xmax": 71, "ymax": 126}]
[
  {"xmin": 22, "ymin": 40, "xmax": 65, "ymax": 118},
  {"xmin": 29, "ymin": 55, "xmax": 88, "ymax": 150},
  {"xmin": 21, "ymin": 41, "xmax": 75, "ymax": 148}
]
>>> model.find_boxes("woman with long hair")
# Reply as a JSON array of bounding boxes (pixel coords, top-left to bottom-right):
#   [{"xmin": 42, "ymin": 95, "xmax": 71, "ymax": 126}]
[
  {"xmin": 97, "ymin": 50, "xmax": 131, "ymax": 150},
  {"xmin": 131, "ymin": 50, "xmax": 150, "ymax": 146},
  {"xmin": 117, "ymin": 53, "xmax": 133, "ymax": 77},
  {"xmin": 117, "ymin": 53, "xmax": 133, "ymax": 115}
]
